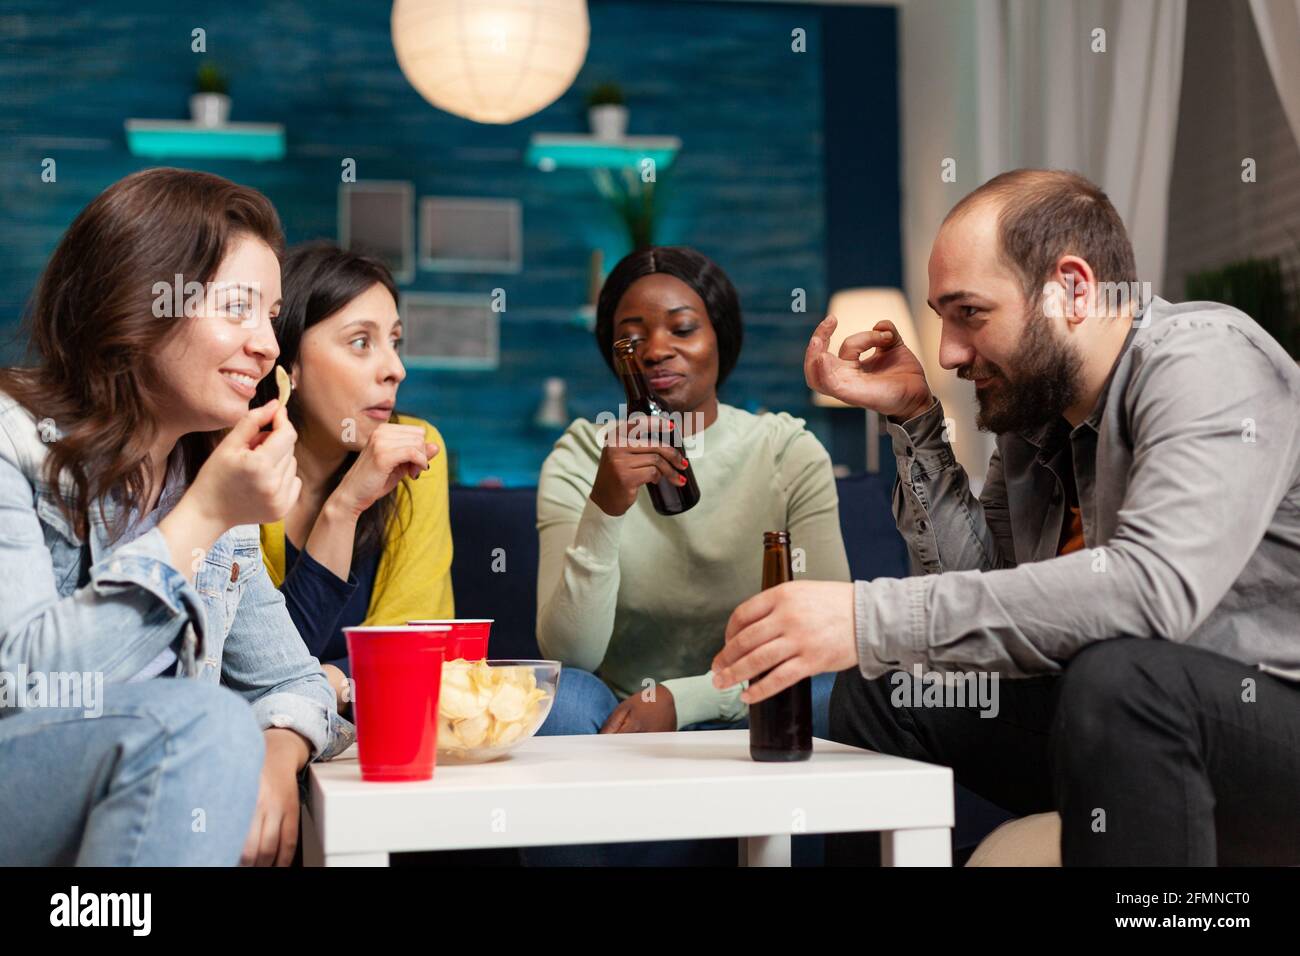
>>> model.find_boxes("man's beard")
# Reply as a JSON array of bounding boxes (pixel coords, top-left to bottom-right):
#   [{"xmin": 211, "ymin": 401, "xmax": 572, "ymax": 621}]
[{"xmin": 968, "ymin": 300, "xmax": 1084, "ymax": 435}]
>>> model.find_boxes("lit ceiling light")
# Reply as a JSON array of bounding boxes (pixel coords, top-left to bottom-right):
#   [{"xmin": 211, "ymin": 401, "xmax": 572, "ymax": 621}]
[{"xmin": 391, "ymin": 0, "xmax": 591, "ymax": 125}]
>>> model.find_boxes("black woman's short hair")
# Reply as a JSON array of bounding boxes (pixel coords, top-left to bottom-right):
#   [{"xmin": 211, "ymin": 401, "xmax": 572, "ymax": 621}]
[{"xmin": 594, "ymin": 246, "xmax": 744, "ymax": 388}]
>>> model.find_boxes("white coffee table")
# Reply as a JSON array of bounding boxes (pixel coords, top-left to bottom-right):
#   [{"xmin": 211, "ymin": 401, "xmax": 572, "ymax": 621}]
[{"xmin": 302, "ymin": 729, "xmax": 953, "ymax": 867}]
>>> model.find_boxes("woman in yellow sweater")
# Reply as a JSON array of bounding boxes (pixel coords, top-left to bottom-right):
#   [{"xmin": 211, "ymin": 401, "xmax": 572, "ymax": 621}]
[{"xmin": 254, "ymin": 242, "xmax": 454, "ymax": 712}]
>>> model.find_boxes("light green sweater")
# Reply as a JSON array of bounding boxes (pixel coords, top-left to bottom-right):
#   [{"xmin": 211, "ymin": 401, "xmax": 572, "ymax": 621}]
[{"xmin": 535, "ymin": 403, "xmax": 851, "ymax": 728}]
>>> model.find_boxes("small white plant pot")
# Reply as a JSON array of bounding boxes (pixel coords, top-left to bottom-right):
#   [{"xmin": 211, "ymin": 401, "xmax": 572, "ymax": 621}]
[
  {"xmin": 189, "ymin": 93, "xmax": 231, "ymax": 127},
  {"xmin": 588, "ymin": 104, "xmax": 628, "ymax": 141}
]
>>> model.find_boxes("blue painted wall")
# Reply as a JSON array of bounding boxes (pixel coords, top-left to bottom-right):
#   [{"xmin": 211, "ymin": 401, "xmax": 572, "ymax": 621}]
[{"xmin": 0, "ymin": 0, "xmax": 899, "ymax": 485}]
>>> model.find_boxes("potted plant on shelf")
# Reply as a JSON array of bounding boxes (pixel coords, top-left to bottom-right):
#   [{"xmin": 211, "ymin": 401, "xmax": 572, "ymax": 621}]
[
  {"xmin": 191, "ymin": 61, "xmax": 230, "ymax": 127},
  {"xmin": 586, "ymin": 82, "xmax": 627, "ymax": 141}
]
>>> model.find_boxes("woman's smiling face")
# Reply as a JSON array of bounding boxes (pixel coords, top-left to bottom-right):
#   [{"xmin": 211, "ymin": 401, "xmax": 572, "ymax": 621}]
[
  {"xmin": 611, "ymin": 273, "xmax": 719, "ymax": 414},
  {"xmin": 152, "ymin": 232, "xmax": 282, "ymax": 433}
]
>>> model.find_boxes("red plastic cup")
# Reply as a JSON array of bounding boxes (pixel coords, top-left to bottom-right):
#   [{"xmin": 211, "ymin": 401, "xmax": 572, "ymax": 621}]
[
  {"xmin": 344, "ymin": 625, "xmax": 451, "ymax": 782},
  {"xmin": 406, "ymin": 619, "xmax": 493, "ymax": 661}
]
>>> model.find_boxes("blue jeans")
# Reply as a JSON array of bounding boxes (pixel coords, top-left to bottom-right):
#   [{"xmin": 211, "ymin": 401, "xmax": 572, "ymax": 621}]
[
  {"xmin": 0, "ymin": 679, "xmax": 264, "ymax": 865},
  {"xmin": 526, "ymin": 668, "xmax": 835, "ymax": 865}
]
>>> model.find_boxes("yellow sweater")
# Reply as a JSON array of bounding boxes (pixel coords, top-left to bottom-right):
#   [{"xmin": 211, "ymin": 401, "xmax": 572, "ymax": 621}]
[{"xmin": 260, "ymin": 415, "xmax": 455, "ymax": 625}]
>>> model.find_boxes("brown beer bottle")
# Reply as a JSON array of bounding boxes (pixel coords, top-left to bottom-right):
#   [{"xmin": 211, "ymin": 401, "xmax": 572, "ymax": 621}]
[
  {"xmin": 749, "ymin": 531, "xmax": 812, "ymax": 761},
  {"xmin": 611, "ymin": 337, "xmax": 701, "ymax": 516}
]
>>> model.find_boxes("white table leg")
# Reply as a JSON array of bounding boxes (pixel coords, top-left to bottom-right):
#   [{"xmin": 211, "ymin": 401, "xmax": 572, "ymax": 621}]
[
  {"xmin": 301, "ymin": 802, "xmax": 390, "ymax": 867},
  {"xmin": 739, "ymin": 834, "xmax": 792, "ymax": 867},
  {"xmin": 881, "ymin": 827, "xmax": 951, "ymax": 866}
]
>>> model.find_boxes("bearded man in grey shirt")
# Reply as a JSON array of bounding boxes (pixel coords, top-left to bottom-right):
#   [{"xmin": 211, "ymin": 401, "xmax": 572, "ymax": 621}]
[{"xmin": 713, "ymin": 169, "xmax": 1300, "ymax": 866}]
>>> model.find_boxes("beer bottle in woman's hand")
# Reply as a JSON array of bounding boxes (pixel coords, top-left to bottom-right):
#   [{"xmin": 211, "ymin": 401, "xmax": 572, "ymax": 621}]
[{"xmin": 609, "ymin": 336, "xmax": 701, "ymax": 516}]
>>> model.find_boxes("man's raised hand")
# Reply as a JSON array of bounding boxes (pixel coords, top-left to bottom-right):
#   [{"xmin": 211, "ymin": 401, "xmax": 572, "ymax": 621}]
[{"xmin": 804, "ymin": 314, "xmax": 934, "ymax": 422}]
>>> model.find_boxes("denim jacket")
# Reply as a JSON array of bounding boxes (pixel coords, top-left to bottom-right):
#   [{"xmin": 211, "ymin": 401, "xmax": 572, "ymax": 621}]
[
  {"xmin": 0, "ymin": 391, "xmax": 355, "ymax": 759},
  {"xmin": 855, "ymin": 297, "xmax": 1300, "ymax": 683}
]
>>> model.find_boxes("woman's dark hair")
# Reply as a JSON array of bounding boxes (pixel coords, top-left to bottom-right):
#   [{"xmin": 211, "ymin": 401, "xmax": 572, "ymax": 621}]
[
  {"xmin": 251, "ymin": 241, "xmax": 408, "ymax": 562},
  {"xmin": 0, "ymin": 167, "xmax": 284, "ymax": 539},
  {"xmin": 594, "ymin": 246, "xmax": 744, "ymax": 388}
]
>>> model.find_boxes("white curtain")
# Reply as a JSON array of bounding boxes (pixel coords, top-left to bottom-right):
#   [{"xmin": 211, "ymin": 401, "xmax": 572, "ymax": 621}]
[
  {"xmin": 1249, "ymin": 0, "xmax": 1300, "ymax": 152},
  {"xmin": 899, "ymin": 0, "xmax": 1187, "ymax": 483}
]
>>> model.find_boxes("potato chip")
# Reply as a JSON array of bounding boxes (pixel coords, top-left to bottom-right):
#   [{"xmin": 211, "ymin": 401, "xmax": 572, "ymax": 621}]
[
  {"xmin": 437, "ymin": 716, "xmax": 461, "ymax": 750},
  {"xmin": 439, "ymin": 666, "xmax": 481, "ymax": 720},
  {"xmin": 468, "ymin": 660, "xmax": 497, "ymax": 693},
  {"xmin": 488, "ymin": 682, "xmax": 528, "ymax": 723},
  {"xmin": 489, "ymin": 718, "xmax": 525, "ymax": 747},
  {"xmin": 275, "ymin": 365, "xmax": 292, "ymax": 405},
  {"xmin": 454, "ymin": 712, "xmax": 490, "ymax": 748}
]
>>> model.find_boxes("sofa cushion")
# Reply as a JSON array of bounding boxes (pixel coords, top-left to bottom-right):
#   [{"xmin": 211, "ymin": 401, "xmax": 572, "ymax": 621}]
[
  {"xmin": 448, "ymin": 484, "xmax": 541, "ymax": 660},
  {"xmin": 833, "ymin": 472, "xmax": 909, "ymax": 582}
]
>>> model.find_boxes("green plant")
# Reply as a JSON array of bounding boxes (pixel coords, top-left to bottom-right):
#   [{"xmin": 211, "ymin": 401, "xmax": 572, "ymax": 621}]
[
  {"xmin": 586, "ymin": 82, "xmax": 625, "ymax": 108},
  {"xmin": 593, "ymin": 167, "xmax": 661, "ymax": 250},
  {"xmin": 1185, "ymin": 256, "xmax": 1299, "ymax": 358},
  {"xmin": 195, "ymin": 61, "xmax": 229, "ymax": 96}
]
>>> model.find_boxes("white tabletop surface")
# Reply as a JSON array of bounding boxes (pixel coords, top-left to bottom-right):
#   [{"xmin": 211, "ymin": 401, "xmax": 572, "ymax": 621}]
[{"xmin": 307, "ymin": 730, "xmax": 953, "ymax": 857}]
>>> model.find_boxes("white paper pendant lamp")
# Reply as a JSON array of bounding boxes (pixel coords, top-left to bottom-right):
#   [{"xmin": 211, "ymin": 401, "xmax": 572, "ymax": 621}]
[{"xmin": 391, "ymin": 0, "xmax": 591, "ymax": 125}]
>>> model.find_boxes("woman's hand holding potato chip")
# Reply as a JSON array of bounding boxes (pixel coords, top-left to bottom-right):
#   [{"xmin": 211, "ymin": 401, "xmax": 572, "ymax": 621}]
[
  {"xmin": 188, "ymin": 399, "xmax": 301, "ymax": 528},
  {"xmin": 159, "ymin": 399, "xmax": 301, "ymax": 581}
]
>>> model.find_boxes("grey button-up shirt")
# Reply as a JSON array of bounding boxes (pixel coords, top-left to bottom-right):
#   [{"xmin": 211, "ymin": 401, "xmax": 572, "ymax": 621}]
[{"xmin": 854, "ymin": 296, "xmax": 1300, "ymax": 682}]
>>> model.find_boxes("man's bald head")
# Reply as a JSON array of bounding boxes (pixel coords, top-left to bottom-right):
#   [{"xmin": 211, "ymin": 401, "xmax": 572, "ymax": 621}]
[{"xmin": 941, "ymin": 169, "xmax": 1138, "ymax": 302}]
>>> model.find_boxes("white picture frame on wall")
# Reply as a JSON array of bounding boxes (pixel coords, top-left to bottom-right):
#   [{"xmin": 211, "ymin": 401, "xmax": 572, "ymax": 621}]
[
  {"xmin": 419, "ymin": 196, "xmax": 522, "ymax": 273},
  {"xmin": 338, "ymin": 181, "xmax": 415, "ymax": 283},
  {"xmin": 399, "ymin": 292, "xmax": 500, "ymax": 370}
]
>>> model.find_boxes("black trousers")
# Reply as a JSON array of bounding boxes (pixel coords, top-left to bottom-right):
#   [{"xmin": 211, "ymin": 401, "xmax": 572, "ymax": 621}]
[{"xmin": 827, "ymin": 638, "xmax": 1300, "ymax": 865}]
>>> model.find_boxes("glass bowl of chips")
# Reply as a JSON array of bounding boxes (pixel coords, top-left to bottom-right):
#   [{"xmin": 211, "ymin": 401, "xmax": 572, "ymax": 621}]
[{"xmin": 436, "ymin": 660, "xmax": 560, "ymax": 763}]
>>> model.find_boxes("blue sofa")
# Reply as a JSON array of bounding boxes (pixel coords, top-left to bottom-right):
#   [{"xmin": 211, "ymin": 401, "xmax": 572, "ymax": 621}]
[{"xmin": 444, "ymin": 472, "xmax": 1012, "ymax": 864}]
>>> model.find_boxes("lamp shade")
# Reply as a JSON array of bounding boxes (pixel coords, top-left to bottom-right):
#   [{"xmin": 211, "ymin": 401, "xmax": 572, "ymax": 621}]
[
  {"xmin": 811, "ymin": 288, "xmax": 921, "ymax": 408},
  {"xmin": 391, "ymin": 0, "xmax": 591, "ymax": 125}
]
